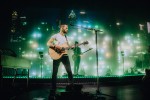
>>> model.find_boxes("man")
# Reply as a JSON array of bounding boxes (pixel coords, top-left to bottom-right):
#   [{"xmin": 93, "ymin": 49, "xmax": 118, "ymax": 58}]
[
  {"xmin": 47, "ymin": 24, "xmax": 73, "ymax": 96},
  {"xmin": 72, "ymin": 41, "xmax": 81, "ymax": 76}
]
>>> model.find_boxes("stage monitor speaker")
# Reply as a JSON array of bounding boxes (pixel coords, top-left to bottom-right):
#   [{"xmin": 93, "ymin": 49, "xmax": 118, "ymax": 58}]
[
  {"xmin": 57, "ymin": 91, "xmax": 93, "ymax": 100},
  {"xmin": 65, "ymin": 84, "xmax": 83, "ymax": 92}
]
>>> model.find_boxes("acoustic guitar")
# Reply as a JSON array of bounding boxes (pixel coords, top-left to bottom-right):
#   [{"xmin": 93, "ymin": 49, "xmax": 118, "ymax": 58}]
[{"xmin": 49, "ymin": 41, "xmax": 88, "ymax": 60}]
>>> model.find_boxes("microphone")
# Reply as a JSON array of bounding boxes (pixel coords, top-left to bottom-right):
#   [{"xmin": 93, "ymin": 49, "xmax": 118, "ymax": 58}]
[
  {"xmin": 70, "ymin": 24, "xmax": 103, "ymax": 32},
  {"xmin": 85, "ymin": 27, "xmax": 103, "ymax": 32},
  {"xmin": 84, "ymin": 27, "xmax": 94, "ymax": 31}
]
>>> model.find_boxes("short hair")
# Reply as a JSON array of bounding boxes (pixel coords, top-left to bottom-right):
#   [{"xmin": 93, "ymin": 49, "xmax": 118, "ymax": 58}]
[
  {"xmin": 59, "ymin": 24, "xmax": 68, "ymax": 29},
  {"xmin": 60, "ymin": 24, "xmax": 67, "ymax": 27}
]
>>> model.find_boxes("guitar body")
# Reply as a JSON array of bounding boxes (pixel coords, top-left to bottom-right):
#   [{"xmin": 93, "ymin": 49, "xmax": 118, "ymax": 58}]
[{"xmin": 49, "ymin": 43, "xmax": 68, "ymax": 60}]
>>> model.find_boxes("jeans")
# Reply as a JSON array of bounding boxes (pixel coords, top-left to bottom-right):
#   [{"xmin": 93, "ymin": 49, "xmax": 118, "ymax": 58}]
[{"xmin": 51, "ymin": 55, "xmax": 73, "ymax": 90}]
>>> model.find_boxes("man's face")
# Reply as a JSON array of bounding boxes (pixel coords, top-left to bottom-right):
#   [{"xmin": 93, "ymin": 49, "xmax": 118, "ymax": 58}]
[{"xmin": 62, "ymin": 25, "xmax": 68, "ymax": 33}]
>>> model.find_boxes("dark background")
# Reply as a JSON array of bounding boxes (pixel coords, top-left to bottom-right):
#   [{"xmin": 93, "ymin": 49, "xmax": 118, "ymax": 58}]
[{"xmin": 1, "ymin": 0, "xmax": 150, "ymax": 47}]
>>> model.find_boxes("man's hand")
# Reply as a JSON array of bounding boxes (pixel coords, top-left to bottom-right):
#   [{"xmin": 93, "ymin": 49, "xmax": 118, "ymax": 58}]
[
  {"xmin": 55, "ymin": 45, "xmax": 62, "ymax": 50},
  {"xmin": 70, "ymin": 46, "xmax": 75, "ymax": 49}
]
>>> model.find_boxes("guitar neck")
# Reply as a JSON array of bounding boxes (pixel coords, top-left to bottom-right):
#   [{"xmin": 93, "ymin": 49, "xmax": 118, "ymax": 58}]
[
  {"xmin": 81, "ymin": 48, "xmax": 93, "ymax": 54},
  {"xmin": 65, "ymin": 43, "xmax": 84, "ymax": 50},
  {"xmin": 75, "ymin": 43, "xmax": 84, "ymax": 47}
]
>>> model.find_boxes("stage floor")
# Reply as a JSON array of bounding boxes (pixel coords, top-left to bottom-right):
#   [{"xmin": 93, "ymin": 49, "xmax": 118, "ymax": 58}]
[
  {"xmin": 0, "ymin": 75, "xmax": 149, "ymax": 100},
  {"xmin": 0, "ymin": 82, "xmax": 149, "ymax": 100}
]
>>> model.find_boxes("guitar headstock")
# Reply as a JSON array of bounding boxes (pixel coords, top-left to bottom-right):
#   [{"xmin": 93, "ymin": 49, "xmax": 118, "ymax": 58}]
[{"xmin": 82, "ymin": 41, "xmax": 89, "ymax": 45}]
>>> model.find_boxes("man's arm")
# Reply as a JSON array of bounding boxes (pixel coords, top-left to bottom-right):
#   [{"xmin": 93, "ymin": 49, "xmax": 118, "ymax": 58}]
[
  {"xmin": 47, "ymin": 38, "xmax": 62, "ymax": 49},
  {"xmin": 47, "ymin": 38, "xmax": 55, "ymax": 48}
]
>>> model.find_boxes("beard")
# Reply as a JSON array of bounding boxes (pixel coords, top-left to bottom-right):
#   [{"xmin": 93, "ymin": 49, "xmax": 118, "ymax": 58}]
[{"xmin": 63, "ymin": 30, "xmax": 68, "ymax": 33}]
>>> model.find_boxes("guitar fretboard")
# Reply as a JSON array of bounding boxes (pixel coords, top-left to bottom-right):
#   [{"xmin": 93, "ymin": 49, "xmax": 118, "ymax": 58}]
[{"xmin": 62, "ymin": 43, "xmax": 85, "ymax": 50}]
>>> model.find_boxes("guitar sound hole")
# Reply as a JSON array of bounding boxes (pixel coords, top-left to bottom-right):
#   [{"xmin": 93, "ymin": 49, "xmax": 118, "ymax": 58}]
[
  {"xmin": 61, "ymin": 47, "xmax": 65, "ymax": 51},
  {"xmin": 55, "ymin": 49, "xmax": 61, "ymax": 53}
]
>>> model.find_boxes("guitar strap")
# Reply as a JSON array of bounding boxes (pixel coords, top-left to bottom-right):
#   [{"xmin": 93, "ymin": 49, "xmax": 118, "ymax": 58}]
[{"xmin": 65, "ymin": 35, "xmax": 70, "ymax": 47}]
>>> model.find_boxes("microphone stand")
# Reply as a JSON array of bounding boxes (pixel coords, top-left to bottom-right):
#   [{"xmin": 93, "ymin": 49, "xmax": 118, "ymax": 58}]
[
  {"xmin": 70, "ymin": 24, "xmax": 116, "ymax": 99},
  {"xmin": 90, "ymin": 28, "xmax": 105, "ymax": 97},
  {"xmin": 39, "ymin": 52, "xmax": 44, "ymax": 78},
  {"xmin": 91, "ymin": 28, "xmax": 116, "ymax": 100},
  {"xmin": 70, "ymin": 24, "xmax": 102, "ymax": 93},
  {"xmin": 94, "ymin": 29, "xmax": 101, "ymax": 94}
]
